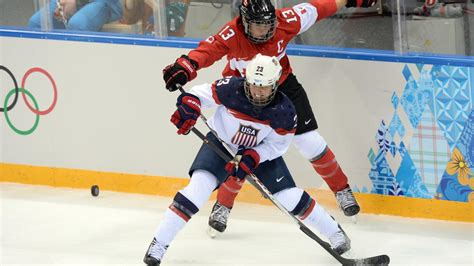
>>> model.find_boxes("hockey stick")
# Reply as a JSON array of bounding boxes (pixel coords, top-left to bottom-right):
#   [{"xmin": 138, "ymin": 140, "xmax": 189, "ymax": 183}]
[{"xmin": 175, "ymin": 85, "xmax": 390, "ymax": 265}]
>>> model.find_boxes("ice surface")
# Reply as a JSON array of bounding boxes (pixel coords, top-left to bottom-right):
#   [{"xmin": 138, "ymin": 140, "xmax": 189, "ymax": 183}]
[{"xmin": 1, "ymin": 183, "xmax": 472, "ymax": 265}]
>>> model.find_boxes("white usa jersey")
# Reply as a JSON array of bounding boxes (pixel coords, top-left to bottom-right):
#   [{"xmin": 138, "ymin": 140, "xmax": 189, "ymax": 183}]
[{"xmin": 189, "ymin": 76, "xmax": 297, "ymax": 163}]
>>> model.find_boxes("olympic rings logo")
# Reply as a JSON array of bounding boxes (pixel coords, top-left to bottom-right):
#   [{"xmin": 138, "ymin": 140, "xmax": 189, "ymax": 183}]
[{"xmin": 1, "ymin": 65, "xmax": 58, "ymax": 135}]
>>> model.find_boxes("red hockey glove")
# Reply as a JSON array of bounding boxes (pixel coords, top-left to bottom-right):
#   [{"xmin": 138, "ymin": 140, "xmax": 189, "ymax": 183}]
[
  {"xmin": 163, "ymin": 55, "xmax": 198, "ymax": 92},
  {"xmin": 346, "ymin": 0, "xmax": 377, "ymax": 8},
  {"xmin": 225, "ymin": 149, "xmax": 260, "ymax": 180},
  {"xmin": 170, "ymin": 92, "xmax": 201, "ymax": 135}
]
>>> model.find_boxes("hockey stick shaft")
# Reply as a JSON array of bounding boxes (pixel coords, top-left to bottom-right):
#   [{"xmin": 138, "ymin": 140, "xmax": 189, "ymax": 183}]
[{"xmin": 174, "ymin": 85, "xmax": 389, "ymax": 265}]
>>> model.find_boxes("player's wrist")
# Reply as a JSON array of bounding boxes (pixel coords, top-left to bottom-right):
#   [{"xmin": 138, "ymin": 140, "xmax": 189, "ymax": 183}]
[
  {"xmin": 178, "ymin": 93, "xmax": 201, "ymax": 113},
  {"xmin": 243, "ymin": 149, "xmax": 260, "ymax": 168},
  {"xmin": 176, "ymin": 55, "xmax": 198, "ymax": 81}
]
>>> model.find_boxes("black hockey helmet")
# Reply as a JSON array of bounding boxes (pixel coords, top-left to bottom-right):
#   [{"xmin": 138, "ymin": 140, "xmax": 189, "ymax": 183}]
[{"xmin": 240, "ymin": 0, "xmax": 277, "ymax": 43}]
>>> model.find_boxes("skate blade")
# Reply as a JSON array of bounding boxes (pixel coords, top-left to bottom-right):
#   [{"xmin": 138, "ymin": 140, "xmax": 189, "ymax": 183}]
[
  {"xmin": 341, "ymin": 249, "xmax": 356, "ymax": 259},
  {"xmin": 350, "ymin": 215, "xmax": 358, "ymax": 224},
  {"xmin": 206, "ymin": 226, "xmax": 219, "ymax": 239}
]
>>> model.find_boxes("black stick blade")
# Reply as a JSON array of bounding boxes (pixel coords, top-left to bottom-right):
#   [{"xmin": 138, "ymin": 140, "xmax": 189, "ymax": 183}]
[{"xmin": 344, "ymin": 254, "xmax": 390, "ymax": 265}]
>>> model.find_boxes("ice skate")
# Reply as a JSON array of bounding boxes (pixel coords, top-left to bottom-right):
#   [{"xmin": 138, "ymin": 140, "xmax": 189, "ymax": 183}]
[
  {"xmin": 206, "ymin": 225, "xmax": 219, "ymax": 239},
  {"xmin": 335, "ymin": 185, "xmax": 360, "ymax": 216},
  {"xmin": 329, "ymin": 228, "xmax": 351, "ymax": 255},
  {"xmin": 208, "ymin": 201, "xmax": 231, "ymax": 233},
  {"xmin": 143, "ymin": 237, "xmax": 167, "ymax": 266}
]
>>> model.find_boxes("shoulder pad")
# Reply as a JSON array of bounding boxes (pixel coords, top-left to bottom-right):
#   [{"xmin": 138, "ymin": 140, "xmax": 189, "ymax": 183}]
[
  {"xmin": 265, "ymin": 92, "xmax": 297, "ymax": 132},
  {"xmin": 215, "ymin": 77, "xmax": 251, "ymax": 110}
]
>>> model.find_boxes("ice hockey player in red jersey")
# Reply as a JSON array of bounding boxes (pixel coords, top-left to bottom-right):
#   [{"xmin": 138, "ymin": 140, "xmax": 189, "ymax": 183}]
[
  {"xmin": 162, "ymin": 0, "xmax": 377, "ymax": 234},
  {"xmin": 144, "ymin": 54, "xmax": 351, "ymax": 266}
]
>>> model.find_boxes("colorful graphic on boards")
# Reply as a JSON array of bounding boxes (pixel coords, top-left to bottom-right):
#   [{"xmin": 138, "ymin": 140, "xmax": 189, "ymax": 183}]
[{"xmin": 365, "ymin": 64, "xmax": 473, "ymax": 202}]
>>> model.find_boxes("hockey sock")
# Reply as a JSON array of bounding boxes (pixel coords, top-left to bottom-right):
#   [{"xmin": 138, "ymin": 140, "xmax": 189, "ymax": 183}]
[
  {"xmin": 217, "ymin": 175, "xmax": 245, "ymax": 208},
  {"xmin": 310, "ymin": 147, "xmax": 348, "ymax": 192},
  {"xmin": 275, "ymin": 188, "xmax": 340, "ymax": 239},
  {"xmin": 296, "ymin": 196, "xmax": 340, "ymax": 239},
  {"xmin": 154, "ymin": 192, "xmax": 199, "ymax": 246},
  {"xmin": 292, "ymin": 131, "xmax": 348, "ymax": 193},
  {"xmin": 290, "ymin": 190, "xmax": 340, "ymax": 239},
  {"xmin": 154, "ymin": 170, "xmax": 218, "ymax": 246},
  {"xmin": 154, "ymin": 208, "xmax": 187, "ymax": 246}
]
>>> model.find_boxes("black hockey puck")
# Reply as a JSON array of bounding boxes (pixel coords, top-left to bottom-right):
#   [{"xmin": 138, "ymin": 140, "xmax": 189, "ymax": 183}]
[{"xmin": 91, "ymin": 185, "xmax": 99, "ymax": 197}]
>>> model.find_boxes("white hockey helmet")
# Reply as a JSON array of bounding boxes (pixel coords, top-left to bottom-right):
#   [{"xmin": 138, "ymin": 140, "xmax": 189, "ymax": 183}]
[{"xmin": 245, "ymin": 54, "xmax": 282, "ymax": 107}]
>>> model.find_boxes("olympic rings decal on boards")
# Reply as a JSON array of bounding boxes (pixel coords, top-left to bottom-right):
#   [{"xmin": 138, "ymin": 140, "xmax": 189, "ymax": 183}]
[{"xmin": 1, "ymin": 65, "xmax": 58, "ymax": 135}]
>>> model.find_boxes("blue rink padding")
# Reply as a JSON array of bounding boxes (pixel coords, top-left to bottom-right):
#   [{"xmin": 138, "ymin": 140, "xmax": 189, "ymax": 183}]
[{"xmin": 1, "ymin": 27, "xmax": 473, "ymax": 67}]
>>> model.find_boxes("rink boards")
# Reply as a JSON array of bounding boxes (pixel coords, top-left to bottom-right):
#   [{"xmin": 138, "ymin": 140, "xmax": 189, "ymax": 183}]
[{"xmin": 1, "ymin": 29, "xmax": 473, "ymax": 222}]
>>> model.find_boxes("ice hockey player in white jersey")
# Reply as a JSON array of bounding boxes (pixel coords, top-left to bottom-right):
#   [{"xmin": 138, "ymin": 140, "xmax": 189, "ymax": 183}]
[{"xmin": 143, "ymin": 54, "xmax": 351, "ymax": 265}]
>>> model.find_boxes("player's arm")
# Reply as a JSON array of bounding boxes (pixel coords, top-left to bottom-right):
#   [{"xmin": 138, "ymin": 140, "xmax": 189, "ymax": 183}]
[
  {"xmin": 188, "ymin": 25, "xmax": 234, "ymax": 70},
  {"xmin": 284, "ymin": 0, "xmax": 377, "ymax": 36},
  {"xmin": 311, "ymin": 0, "xmax": 378, "ymax": 20},
  {"xmin": 163, "ymin": 22, "xmax": 235, "ymax": 91},
  {"xmin": 253, "ymin": 129, "xmax": 296, "ymax": 163},
  {"xmin": 188, "ymin": 82, "xmax": 220, "ymax": 109},
  {"xmin": 170, "ymin": 80, "xmax": 222, "ymax": 135}
]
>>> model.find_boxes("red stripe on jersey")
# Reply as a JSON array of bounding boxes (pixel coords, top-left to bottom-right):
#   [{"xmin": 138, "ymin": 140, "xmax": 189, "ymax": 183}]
[
  {"xmin": 249, "ymin": 136, "xmax": 258, "ymax": 147},
  {"xmin": 242, "ymin": 134, "xmax": 249, "ymax": 146},
  {"xmin": 234, "ymin": 133, "xmax": 242, "ymax": 145},
  {"xmin": 250, "ymin": 137, "xmax": 257, "ymax": 147},
  {"xmin": 247, "ymin": 135, "xmax": 254, "ymax": 146},
  {"xmin": 275, "ymin": 127, "xmax": 296, "ymax": 135},
  {"xmin": 242, "ymin": 134, "xmax": 248, "ymax": 146},
  {"xmin": 211, "ymin": 82, "xmax": 221, "ymax": 105},
  {"xmin": 236, "ymin": 133, "xmax": 244, "ymax": 145},
  {"xmin": 227, "ymin": 108, "xmax": 270, "ymax": 124}
]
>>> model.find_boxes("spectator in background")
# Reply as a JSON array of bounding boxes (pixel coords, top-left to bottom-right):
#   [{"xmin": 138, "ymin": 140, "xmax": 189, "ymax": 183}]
[
  {"xmin": 122, "ymin": 0, "xmax": 153, "ymax": 33},
  {"xmin": 230, "ymin": 0, "xmax": 240, "ymax": 18},
  {"xmin": 28, "ymin": 0, "xmax": 122, "ymax": 31},
  {"xmin": 164, "ymin": 0, "xmax": 190, "ymax": 36},
  {"xmin": 121, "ymin": 0, "xmax": 190, "ymax": 36}
]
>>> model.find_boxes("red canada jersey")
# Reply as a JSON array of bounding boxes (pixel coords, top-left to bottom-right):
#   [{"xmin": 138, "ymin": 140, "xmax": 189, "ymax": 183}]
[{"xmin": 188, "ymin": 0, "xmax": 337, "ymax": 84}]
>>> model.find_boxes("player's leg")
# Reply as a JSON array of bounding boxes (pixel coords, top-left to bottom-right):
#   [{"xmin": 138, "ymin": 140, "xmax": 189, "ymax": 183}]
[
  {"xmin": 293, "ymin": 131, "xmax": 360, "ymax": 216},
  {"xmin": 274, "ymin": 187, "xmax": 351, "ymax": 255},
  {"xmin": 144, "ymin": 132, "xmax": 230, "ymax": 265},
  {"xmin": 208, "ymin": 175, "xmax": 244, "ymax": 232},
  {"xmin": 258, "ymin": 157, "xmax": 351, "ymax": 255},
  {"xmin": 279, "ymin": 74, "xmax": 360, "ymax": 216},
  {"xmin": 144, "ymin": 170, "xmax": 219, "ymax": 265}
]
